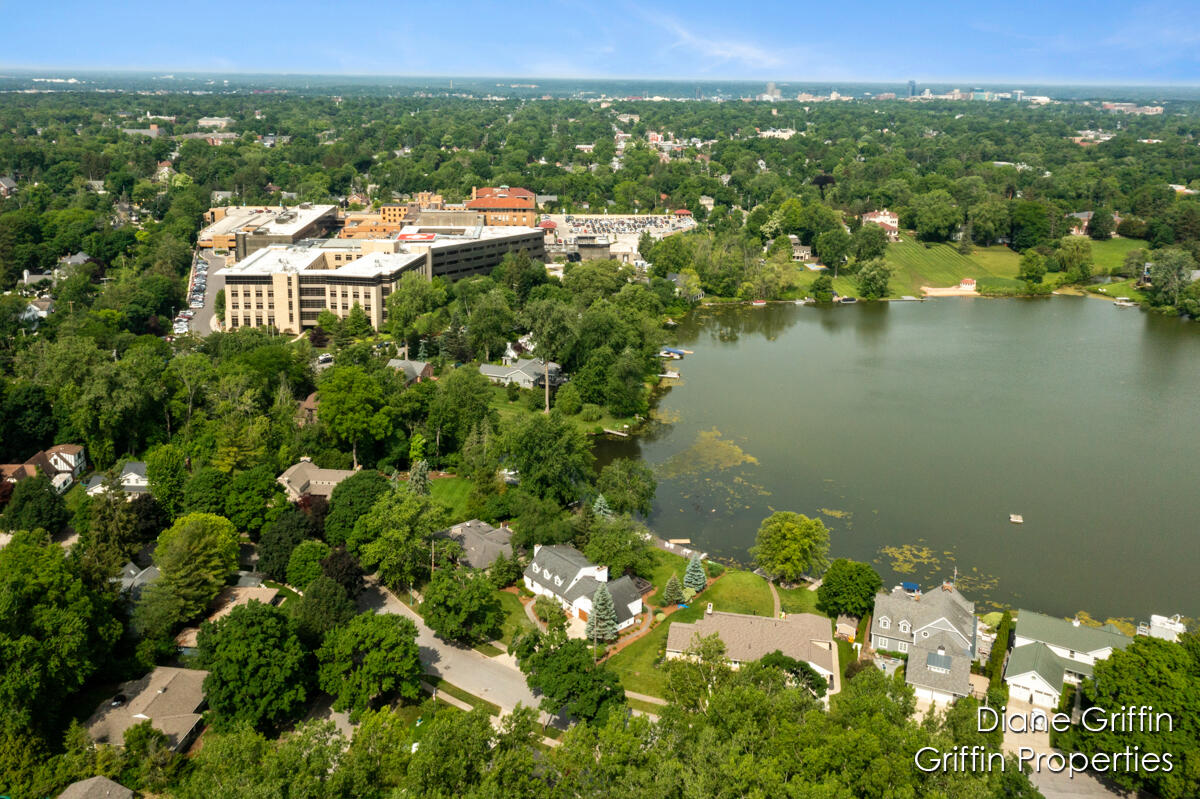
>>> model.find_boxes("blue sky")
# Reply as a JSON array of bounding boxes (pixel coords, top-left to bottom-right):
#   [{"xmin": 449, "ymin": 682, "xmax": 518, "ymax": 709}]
[{"xmin": 3, "ymin": 0, "xmax": 1199, "ymax": 83}]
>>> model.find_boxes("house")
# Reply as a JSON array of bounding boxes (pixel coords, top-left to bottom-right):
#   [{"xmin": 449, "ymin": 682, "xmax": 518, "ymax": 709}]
[
  {"xmin": 503, "ymin": 332, "xmax": 537, "ymax": 362},
  {"xmin": 174, "ymin": 585, "xmax": 281, "ymax": 651},
  {"xmin": 85, "ymin": 461, "xmax": 149, "ymax": 499},
  {"xmin": 60, "ymin": 251, "xmax": 95, "ymax": 270},
  {"xmin": 1137, "ymin": 614, "xmax": 1187, "ymax": 642},
  {"xmin": 479, "ymin": 358, "xmax": 562, "ymax": 390},
  {"xmin": 862, "ymin": 209, "xmax": 901, "ymax": 240},
  {"xmin": 870, "ymin": 582, "xmax": 977, "ymax": 704},
  {"xmin": 0, "ymin": 175, "xmax": 18, "ymax": 197},
  {"xmin": 1066, "ymin": 211, "xmax": 1122, "ymax": 237},
  {"xmin": 154, "ymin": 161, "xmax": 176, "ymax": 183},
  {"xmin": 2, "ymin": 444, "xmax": 87, "ymax": 492},
  {"xmin": 197, "ymin": 116, "xmax": 235, "ymax": 129},
  {"xmin": 276, "ymin": 458, "xmax": 357, "ymax": 502},
  {"xmin": 58, "ymin": 776, "xmax": 134, "ymax": 799},
  {"xmin": 113, "ymin": 561, "xmax": 160, "ymax": 600},
  {"xmin": 436, "ymin": 519, "xmax": 513, "ymax": 569},
  {"xmin": 386, "ymin": 358, "xmax": 433, "ymax": 385},
  {"xmin": 1004, "ymin": 610, "xmax": 1130, "ymax": 708},
  {"xmin": 21, "ymin": 298, "xmax": 54, "ymax": 325},
  {"xmin": 523, "ymin": 545, "xmax": 643, "ymax": 633},
  {"xmin": 86, "ymin": 666, "xmax": 208, "ymax": 751},
  {"xmin": 787, "ymin": 234, "xmax": 813, "ymax": 261},
  {"xmin": 296, "ymin": 391, "xmax": 319, "ymax": 426},
  {"xmin": 666, "ymin": 609, "xmax": 838, "ymax": 690}
]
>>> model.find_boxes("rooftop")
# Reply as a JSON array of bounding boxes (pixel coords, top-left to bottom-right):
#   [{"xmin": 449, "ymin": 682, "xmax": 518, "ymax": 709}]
[
  {"xmin": 86, "ymin": 666, "xmax": 208, "ymax": 750},
  {"xmin": 666, "ymin": 610, "xmax": 836, "ymax": 675},
  {"xmin": 175, "ymin": 585, "xmax": 279, "ymax": 648},
  {"xmin": 1015, "ymin": 610, "xmax": 1131, "ymax": 653}
]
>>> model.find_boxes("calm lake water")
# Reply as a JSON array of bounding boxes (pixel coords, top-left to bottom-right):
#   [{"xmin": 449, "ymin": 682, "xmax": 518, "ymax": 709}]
[{"xmin": 596, "ymin": 297, "xmax": 1200, "ymax": 622}]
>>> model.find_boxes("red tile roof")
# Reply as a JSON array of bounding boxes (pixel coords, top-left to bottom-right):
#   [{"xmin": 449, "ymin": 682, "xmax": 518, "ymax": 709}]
[{"xmin": 474, "ymin": 186, "xmax": 534, "ymax": 199}]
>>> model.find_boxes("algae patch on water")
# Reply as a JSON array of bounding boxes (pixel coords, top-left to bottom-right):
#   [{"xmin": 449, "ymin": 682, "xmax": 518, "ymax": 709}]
[
  {"xmin": 818, "ymin": 508, "xmax": 851, "ymax": 520},
  {"xmin": 877, "ymin": 544, "xmax": 940, "ymax": 574},
  {"xmin": 657, "ymin": 428, "xmax": 758, "ymax": 479}
]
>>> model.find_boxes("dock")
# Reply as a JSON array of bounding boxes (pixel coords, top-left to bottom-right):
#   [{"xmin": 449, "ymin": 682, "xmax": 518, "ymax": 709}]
[
  {"xmin": 603, "ymin": 428, "xmax": 629, "ymax": 437},
  {"xmin": 659, "ymin": 370, "xmax": 680, "ymax": 379},
  {"xmin": 667, "ymin": 538, "xmax": 692, "ymax": 545}
]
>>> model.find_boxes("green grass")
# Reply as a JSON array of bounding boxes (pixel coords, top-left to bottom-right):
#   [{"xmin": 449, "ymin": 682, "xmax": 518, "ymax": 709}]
[
  {"xmin": 775, "ymin": 585, "xmax": 821, "ymax": 616},
  {"xmin": 644, "ymin": 549, "xmax": 691, "ymax": 607},
  {"xmin": 496, "ymin": 589, "xmax": 535, "ymax": 647},
  {"xmin": 1087, "ymin": 278, "xmax": 1147, "ymax": 302},
  {"xmin": 626, "ymin": 697, "xmax": 664, "ymax": 715},
  {"xmin": 262, "ymin": 580, "xmax": 301, "ymax": 607},
  {"xmin": 474, "ymin": 642, "xmax": 505, "ymax": 657},
  {"xmin": 425, "ymin": 676, "xmax": 502, "ymax": 716},
  {"xmin": 488, "ymin": 384, "xmax": 640, "ymax": 436},
  {"xmin": 430, "ymin": 476, "xmax": 472, "ymax": 520},
  {"xmin": 883, "ymin": 236, "xmax": 1021, "ymax": 297},
  {"xmin": 1089, "ymin": 237, "xmax": 1145, "ymax": 274},
  {"xmin": 607, "ymin": 568, "xmax": 775, "ymax": 697},
  {"xmin": 837, "ymin": 639, "xmax": 856, "ymax": 678}
]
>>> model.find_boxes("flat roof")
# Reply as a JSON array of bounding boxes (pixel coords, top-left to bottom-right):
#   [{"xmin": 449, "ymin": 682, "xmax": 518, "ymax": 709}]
[
  {"xmin": 218, "ymin": 244, "xmax": 425, "ymax": 279},
  {"xmin": 197, "ymin": 204, "xmax": 336, "ymax": 241}
]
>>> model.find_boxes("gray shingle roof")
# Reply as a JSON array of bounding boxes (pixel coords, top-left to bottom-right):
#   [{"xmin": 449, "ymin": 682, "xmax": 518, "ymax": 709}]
[
  {"xmin": 871, "ymin": 584, "xmax": 976, "ymax": 656},
  {"xmin": 906, "ymin": 630, "xmax": 971, "ymax": 696},
  {"xmin": 605, "ymin": 575, "xmax": 642, "ymax": 624},
  {"xmin": 1005, "ymin": 642, "xmax": 1068, "ymax": 690},
  {"xmin": 1015, "ymin": 610, "xmax": 1130, "ymax": 654},
  {"xmin": 58, "ymin": 776, "xmax": 134, "ymax": 799},
  {"xmin": 437, "ymin": 519, "xmax": 512, "ymax": 570},
  {"xmin": 666, "ymin": 611, "xmax": 836, "ymax": 675},
  {"xmin": 386, "ymin": 359, "xmax": 431, "ymax": 383}
]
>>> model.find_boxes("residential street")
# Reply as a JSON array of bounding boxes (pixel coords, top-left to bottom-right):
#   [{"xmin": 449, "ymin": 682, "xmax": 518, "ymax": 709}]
[{"xmin": 359, "ymin": 579, "xmax": 542, "ymax": 715}]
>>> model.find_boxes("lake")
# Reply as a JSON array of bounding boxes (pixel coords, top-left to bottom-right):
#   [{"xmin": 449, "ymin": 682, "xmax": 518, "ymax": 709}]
[{"xmin": 596, "ymin": 297, "xmax": 1200, "ymax": 623}]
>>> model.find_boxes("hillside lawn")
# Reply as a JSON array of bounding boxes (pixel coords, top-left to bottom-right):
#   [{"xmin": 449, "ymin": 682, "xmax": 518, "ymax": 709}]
[
  {"xmin": 1089, "ymin": 237, "xmax": 1145, "ymax": 273},
  {"xmin": 882, "ymin": 235, "xmax": 1021, "ymax": 297},
  {"xmin": 607, "ymin": 566, "xmax": 779, "ymax": 697}
]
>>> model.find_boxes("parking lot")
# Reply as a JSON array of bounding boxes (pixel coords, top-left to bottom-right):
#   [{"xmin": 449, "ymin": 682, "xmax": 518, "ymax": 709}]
[{"xmin": 180, "ymin": 250, "xmax": 225, "ymax": 336}]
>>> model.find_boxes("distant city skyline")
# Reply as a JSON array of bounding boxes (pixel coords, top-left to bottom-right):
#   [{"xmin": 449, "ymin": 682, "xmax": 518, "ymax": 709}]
[{"xmin": 3, "ymin": 0, "xmax": 1200, "ymax": 85}]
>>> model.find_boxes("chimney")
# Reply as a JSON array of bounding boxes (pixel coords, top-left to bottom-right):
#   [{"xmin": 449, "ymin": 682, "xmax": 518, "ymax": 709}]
[{"xmin": 471, "ymin": 186, "xmax": 478, "ymax": 200}]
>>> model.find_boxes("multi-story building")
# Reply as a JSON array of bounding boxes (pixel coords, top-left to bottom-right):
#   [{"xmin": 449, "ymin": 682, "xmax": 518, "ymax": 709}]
[
  {"xmin": 197, "ymin": 204, "xmax": 338, "ymax": 260},
  {"xmin": 218, "ymin": 224, "xmax": 544, "ymax": 334},
  {"xmin": 464, "ymin": 186, "xmax": 538, "ymax": 226}
]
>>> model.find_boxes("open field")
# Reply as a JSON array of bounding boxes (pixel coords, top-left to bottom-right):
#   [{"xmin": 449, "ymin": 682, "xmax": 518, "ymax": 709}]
[
  {"xmin": 883, "ymin": 236, "xmax": 1021, "ymax": 297},
  {"xmin": 1089, "ymin": 237, "xmax": 1144, "ymax": 273},
  {"xmin": 607, "ymin": 567, "xmax": 775, "ymax": 696}
]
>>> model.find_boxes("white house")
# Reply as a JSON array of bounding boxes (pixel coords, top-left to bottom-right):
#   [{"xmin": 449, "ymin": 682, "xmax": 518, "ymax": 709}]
[
  {"xmin": 86, "ymin": 461, "xmax": 149, "ymax": 499},
  {"xmin": 522, "ymin": 545, "xmax": 643, "ymax": 633},
  {"xmin": 2, "ymin": 444, "xmax": 87, "ymax": 493},
  {"xmin": 870, "ymin": 582, "xmax": 977, "ymax": 704},
  {"xmin": 1005, "ymin": 610, "xmax": 1130, "ymax": 708},
  {"xmin": 862, "ymin": 209, "xmax": 900, "ymax": 240},
  {"xmin": 479, "ymin": 358, "xmax": 562, "ymax": 391}
]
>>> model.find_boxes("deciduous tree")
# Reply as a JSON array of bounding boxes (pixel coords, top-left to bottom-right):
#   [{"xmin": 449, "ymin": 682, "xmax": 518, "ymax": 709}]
[
  {"xmin": 751, "ymin": 511, "xmax": 830, "ymax": 583},
  {"xmin": 318, "ymin": 612, "xmax": 422, "ymax": 715}
]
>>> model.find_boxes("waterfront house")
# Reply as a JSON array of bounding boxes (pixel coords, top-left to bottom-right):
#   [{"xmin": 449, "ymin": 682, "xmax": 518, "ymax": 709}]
[
  {"xmin": 479, "ymin": 358, "xmax": 562, "ymax": 390},
  {"xmin": 862, "ymin": 209, "xmax": 901, "ymax": 240},
  {"xmin": 523, "ymin": 545, "xmax": 642, "ymax": 633},
  {"xmin": 870, "ymin": 582, "xmax": 977, "ymax": 704},
  {"xmin": 666, "ymin": 609, "xmax": 838, "ymax": 692},
  {"xmin": 1004, "ymin": 610, "xmax": 1130, "ymax": 708}
]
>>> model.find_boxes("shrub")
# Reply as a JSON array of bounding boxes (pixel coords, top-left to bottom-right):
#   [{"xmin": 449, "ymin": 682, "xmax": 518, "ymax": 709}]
[
  {"xmin": 524, "ymin": 389, "xmax": 544, "ymax": 411},
  {"xmin": 505, "ymin": 382, "xmax": 520, "ymax": 402},
  {"xmin": 654, "ymin": 612, "xmax": 666, "ymax": 623},
  {"xmin": 580, "ymin": 403, "xmax": 603, "ymax": 422},
  {"xmin": 681, "ymin": 587, "xmax": 696, "ymax": 603},
  {"xmin": 554, "ymin": 382, "xmax": 582, "ymax": 415}
]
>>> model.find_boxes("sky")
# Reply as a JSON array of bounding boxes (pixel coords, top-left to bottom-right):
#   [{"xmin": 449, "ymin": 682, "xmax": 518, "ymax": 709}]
[{"xmin": 2, "ymin": 0, "xmax": 1199, "ymax": 84}]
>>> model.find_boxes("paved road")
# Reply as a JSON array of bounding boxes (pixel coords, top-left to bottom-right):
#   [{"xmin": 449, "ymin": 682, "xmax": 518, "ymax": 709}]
[
  {"xmin": 360, "ymin": 579, "xmax": 543, "ymax": 715},
  {"xmin": 188, "ymin": 251, "xmax": 225, "ymax": 335}
]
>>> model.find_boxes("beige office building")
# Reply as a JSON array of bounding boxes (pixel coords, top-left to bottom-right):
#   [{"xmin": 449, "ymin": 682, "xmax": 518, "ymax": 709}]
[{"xmin": 218, "ymin": 224, "xmax": 545, "ymax": 334}]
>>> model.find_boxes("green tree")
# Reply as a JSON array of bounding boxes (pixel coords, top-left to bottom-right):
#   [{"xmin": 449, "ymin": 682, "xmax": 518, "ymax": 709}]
[
  {"xmin": 319, "ymin": 365, "xmax": 393, "ymax": 468},
  {"xmin": 290, "ymin": 575, "xmax": 356, "ymax": 647},
  {"xmin": 851, "ymin": 224, "xmax": 889, "ymax": 262},
  {"xmin": 318, "ymin": 612, "xmax": 422, "ymax": 715},
  {"xmin": 136, "ymin": 513, "xmax": 238, "ymax": 637},
  {"xmin": 815, "ymin": 228, "xmax": 851, "ymax": 276},
  {"xmin": 1149, "ymin": 248, "xmax": 1197, "ymax": 307},
  {"xmin": 526, "ymin": 298, "xmax": 577, "ymax": 412},
  {"xmin": 422, "ymin": 567, "xmax": 504, "ymax": 644},
  {"xmin": 583, "ymin": 514, "xmax": 654, "ymax": 578},
  {"xmin": 811, "ymin": 273, "xmax": 834, "ymax": 303},
  {"xmin": 759, "ymin": 650, "xmax": 828, "ymax": 697},
  {"xmin": 751, "ymin": 512, "xmax": 830, "ymax": 583},
  {"xmin": 467, "ymin": 289, "xmax": 515, "ymax": 361},
  {"xmin": 343, "ymin": 302, "xmax": 373, "ymax": 338},
  {"xmin": 320, "ymin": 545, "xmax": 366, "ymax": 597},
  {"xmin": 286, "ymin": 539, "xmax": 331, "ymax": 589},
  {"xmin": 182, "ymin": 467, "xmax": 227, "ymax": 515},
  {"xmin": 500, "ymin": 411, "xmax": 594, "ymax": 504},
  {"xmin": 684, "ymin": 553, "xmax": 707, "ymax": 593},
  {"xmin": 355, "ymin": 485, "xmax": 449, "ymax": 587},
  {"xmin": 198, "ymin": 600, "xmax": 312, "ymax": 733},
  {"xmin": 912, "ymin": 190, "xmax": 960, "ymax": 242},
  {"xmin": 145, "ymin": 443, "xmax": 188, "ymax": 519},
  {"xmin": 223, "ymin": 465, "xmax": 283, "ymax": 538},
  {"xmin": 407, "ymin": 459, "xmax": 430, "ymax": 496},
  {"xmin": 584, "ymin": 583, "xmax": 619, "ymax": 644},
  {"xmin": 816, "ymin": 559, "xmax": 882, "ymax": 619},
  {"xmin": 1087, "ymin": 208, "xmax": 1115, "ymax": 240},
  {"xmin": 1, "ymin": 473, "xmax": 68, "ymax": 533},
  {"xmin": 1054, "ymin": 236, "xmax": 1093, "ymax": 283},
  {"xmin": 0, "ymin": 531, "xmax": 121, "ymax": 736},
  {"xmin": 258, "ymin": 506, "xmax": 315, "ymax": 581},
  {"xmin": 662, "ymin": 574, "xmax": 684, "ymax": 606},
  {"xmin": 324, "ymin": 470, "xmax": 391, "ymax": 547},
  {"xmin": 855, "ymin": 259, "xmax": 891, "ymax": 300},
  {"xmin": 604, "ymin": 347, "xmax": 647, "ymax": 417},
  {"xmin": 554, "ymin": 381, "xmax": 582, "ymax": 415},
  {"xmin": 1018, "ymin": 250, "xmax": 1047, "ymax": 283},
  {"xmin": 514, "ymin": 630, "xmax": 626, "ymax": 725}
]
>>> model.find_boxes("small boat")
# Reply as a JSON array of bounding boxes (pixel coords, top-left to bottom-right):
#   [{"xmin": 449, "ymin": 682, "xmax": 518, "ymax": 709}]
[
  {"xmin": 1114, "ymin": 298, "xmax": 1138, "ymax": 308},
  {"xmin": 840, "ymin": 296, "xmax": 858, "ymax": 304},
  {"xmin": 751, "ymin": 299, "xmax": 767, "ymax": 306},
  {"xmin": 1009, "ymin": 514, "xmax": 1024, "ymax": 524}
]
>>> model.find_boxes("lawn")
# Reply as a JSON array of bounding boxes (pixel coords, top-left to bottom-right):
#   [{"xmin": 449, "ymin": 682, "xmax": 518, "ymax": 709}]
[
  {"xmin": 488, "ymin": 384, "xmax": 641, "ymax": 436},
  {"xmin": 430, "ymin": 476, "xmax": 472, "ymax": 520},
  {"xmin": 837, "ymin": 640, "xmax": 856, "ymax": 678},
  {"xmin": 1089, "ymin": 237, "xmax": 1145, "ymax": 274},
  {"xmin": 496, "ymin": 589, "xmax": 535, "ymax": 647},
  {"xmin": 1087, "ymin": 278, "xmax": 1148, "ymax": 302},
  {"xmin": 775, "ymin": 585, "xmax": 821, "ymax": 616},
  {"xmin": 607, "ymin": 567, "xmax": 774, "ymax": 697},
  {"xmin": 643, "ymin": 549, "xmax": 691, "ymax": 607},
  {"xmin": 883, "ymin": 236, "xmax": 1021, "ymax": 297}
]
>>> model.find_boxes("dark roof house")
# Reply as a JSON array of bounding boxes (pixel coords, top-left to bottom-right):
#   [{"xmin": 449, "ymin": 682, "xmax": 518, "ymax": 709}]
[{"xmin": 437, "ymin": 519, "xmax": 513, "ymax": 569}]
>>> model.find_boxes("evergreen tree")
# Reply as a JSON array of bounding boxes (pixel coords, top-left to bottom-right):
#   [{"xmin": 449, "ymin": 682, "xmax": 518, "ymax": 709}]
[
  {"xmin": 592, "ymin": 493, "xmax": 612, "ymax": 519},
  {"xmin": 417, "ymin": 339, "xmax": 428, "ymax": 360},
  {"xmin": 408, "ymin": 460, "xmax": 430, "ymax": 496},
  {"xmin": 662, "ymin": 574, "xmax": 684, "ymax": 606},
  {"xmin": 584, "ymin": 584, "xmax": 619, "ymax": 643},
  {"xmin": 684, "ymin": 554, "xmax": 707, "ymax": 593}
]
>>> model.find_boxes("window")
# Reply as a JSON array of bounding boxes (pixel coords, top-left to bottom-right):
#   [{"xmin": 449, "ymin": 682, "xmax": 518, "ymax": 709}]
[
  {"xmin": 898, "ymin": 641, "xmax": 908, "ymax": 653},
  {"xmin": 879, "ymin": 617, "xmax": 890, "ymax": 630},
  {"xmin": 922, "ymin": 631, "xmax": 930, "ymax": 638},
  {"xmin": 899, "ymin": 620, "xmax": 910, "ymax": 634},
  {"xmin": 876, "ymin": 637, "xmax": 889, "ymax": 650}
]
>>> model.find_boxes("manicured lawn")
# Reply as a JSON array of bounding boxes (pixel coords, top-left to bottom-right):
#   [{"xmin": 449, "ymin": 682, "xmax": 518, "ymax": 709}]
[
  {"xmin": 430, "ymin": 476, "xmax": 472, "ymax": 520},
  {"xmin": 488, "ymin": 384, "xmax": 640, "ymax": 435},
  {"xmin": 1087, "ymin": 278, "xmax": 1147, "ymax": 302},
  {"xmin": 837, "ymin": 639, "xmax": 856, "ymax": 678},
  {"xmin": 1089, "ymin": 237, "xmax": 1145, "ymax": 274},
  {"xmin": 425, "ymin": 676, "xmax": 502, "ymax": 716},
  {"xmin": 776, "ymin": 585, "xmax": 821, "ymax": 616},
  {"xmin": 883, "ymin": 236, "xmax": 1021, "ymax": 297},
  {"xmin": 644, "ymin": 549, "xmax": 691, "ymax": 607},
  {"xmin": 496, "ymin": 589, "xmax": 535, "ymax": 647},
  {"xmin": 262, "ymin": 580, "xmax": 301, "ymax": 608},
  {"xmin": 607, "ymin": 567, "xmax": 774, "ymax": 697}
]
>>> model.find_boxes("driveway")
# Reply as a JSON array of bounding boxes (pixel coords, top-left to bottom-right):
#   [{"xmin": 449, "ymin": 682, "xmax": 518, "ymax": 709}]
[
  {"xmin": 188, "ymin": 251, "xmax": 225, "ymax": 335},
  {"xmin": 359, "ymin": 579, "xmax": 542, "ymax": 715}
]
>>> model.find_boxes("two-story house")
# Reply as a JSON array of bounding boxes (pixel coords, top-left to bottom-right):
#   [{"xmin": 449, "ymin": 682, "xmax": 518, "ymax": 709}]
[
  {"xmin": 523, "ymin": 545, "xmax": 643, "ymax": 633},
  {"xmin": 1004, "ymin": 610, "xmax": 1130, "ymax": 708},
  {"xmin": 870, "ymin": 582, "xmax": 978, "ymax": 704}
]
